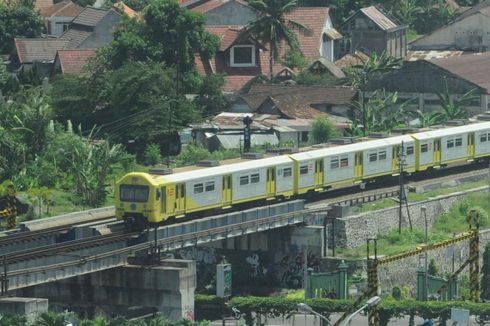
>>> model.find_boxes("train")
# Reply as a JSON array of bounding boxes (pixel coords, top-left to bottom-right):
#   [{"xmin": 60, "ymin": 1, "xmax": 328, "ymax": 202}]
[{"xmin": 115, "ymin": 121, "xmax": 490, "ymax": 225}]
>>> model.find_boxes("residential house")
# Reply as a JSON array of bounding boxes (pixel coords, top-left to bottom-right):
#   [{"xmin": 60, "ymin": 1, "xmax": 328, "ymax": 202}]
[
  {"xmin": 40, "ymin": 0, "xmax": 83, "ymax": 37},
  {"xmin": 50, "ymin": 48, "xmax": 96, "ymax": 78},
  {"xmin": 189, "ymin": 0, "xmax": 342, "ymax": 93},
  {"xmin": 410, "ymin": 1, "xmax": 490, "ymax": 51},
  {"xmin": 34, "ymin": 0, "xmax": 54, "ymax": 13},
  {"xmin": 193, "ymin": 84, "xmax": 355, "ymax": 149},
  {"xmin": 60, "ymin": 7, "xmax": 122, "ymax": 49},
  {"xmin": 338, "ymin": 6, "xmax": 407, "ymax": 59},
  {"xmin": 11, "ymin": 38, "xmax": 69, "ymax": 76},
  {"xmin": 365, "ymin": 52, "xmax": 490, "ymax": 116}
]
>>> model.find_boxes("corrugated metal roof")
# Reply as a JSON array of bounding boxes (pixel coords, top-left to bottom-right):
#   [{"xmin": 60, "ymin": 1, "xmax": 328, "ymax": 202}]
[
  {"xmin": 406, "ymin": 50, "xmax": 466, "ymax": 61},
  {"xmin": 324, "ymin": 28, "xmax": 342, "ymax": 40},
  {"xmin": 360, "ymin": 6, "xmax": 398, "ymax": 31}
]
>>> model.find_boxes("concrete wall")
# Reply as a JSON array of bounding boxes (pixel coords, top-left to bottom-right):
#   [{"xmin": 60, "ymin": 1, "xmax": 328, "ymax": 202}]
[
  {"xmin": 410, "ymin": 13, "xmax": 490, "ymax": 51},
  {"xmin": 334, "ymin": 186, "xmax": 487, "ymax": 248},
  {"xmin": 47, "ymin": 17, "xmax": 74, "ymax": 37}
]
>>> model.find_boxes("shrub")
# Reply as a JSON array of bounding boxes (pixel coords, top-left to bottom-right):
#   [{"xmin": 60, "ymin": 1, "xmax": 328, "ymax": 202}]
[{"xmin": 143, "ymin": 143, "xmax": 162, "ymax": 166}]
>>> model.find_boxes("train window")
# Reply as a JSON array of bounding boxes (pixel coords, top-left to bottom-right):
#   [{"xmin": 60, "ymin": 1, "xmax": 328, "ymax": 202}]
[
  {"xmin": 340, "ymin": 157, "xmax": 349, "ymax": 167},
  {"xmin": 369, "ymin": 153, "xmax": 377, "ymax": 162},
  {"xmin": 447, "ymin": 139, "xmax": 454, "ymax": 148},
  {"xmin": 251, "ymin": 173, "xmax": 260, "ymax": 183},
  {"xmin": 300, "ymin": 165, "xmax": 309, "ymax": 175},
  {"xmin": 378, "ymin": 151, "xmax": 387, "ymax": 160},
  {"xmin": 205, "ymin": 181, "xmax": 215, "ymax": 192},
  {"xmin": 120, "ymin": 185, "xmax": 149, "ymax": 202},
  {"xmin": 194, "ymin": 183, "xmax": 204, "ymax": 194},
  {"xmin": 481, "ymin": 133, "xmax": 487, "ymax": 142},
  {"xmin": 330, "ymin": 159, "xmax": 339, "ymax": 169},
  {"xmin": 240, "ymin": 176, "xmax": 249, "ymax": 185},
  {"xmin": 283, "ymin": 167, "xmax": 292, "ymax": 177},
  {"xmin": 421, "ymin": 144, "xmax": 428, "ymax": 153},
  {"xmin": 406, "ymin": 146, "xmax": 414, "ymax": 155},
  {"xmin": 455, "ymin": 137, "xmax": 463, "ymax": 147}
]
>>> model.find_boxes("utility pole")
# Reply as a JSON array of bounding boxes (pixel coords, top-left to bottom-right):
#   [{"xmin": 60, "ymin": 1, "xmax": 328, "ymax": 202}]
[{"xmin": 398, "ymin": 142, "xmax": 405, "ymax": 234}]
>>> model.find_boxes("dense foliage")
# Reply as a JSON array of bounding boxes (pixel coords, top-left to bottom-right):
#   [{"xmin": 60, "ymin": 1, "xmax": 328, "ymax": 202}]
[
  {"xmin": 0, "ymin": 3, "xmax": 42, "ymax": 54},
  {"xmin": 310, "ymin": 117, "xmax": 339, "ymax": 144}
]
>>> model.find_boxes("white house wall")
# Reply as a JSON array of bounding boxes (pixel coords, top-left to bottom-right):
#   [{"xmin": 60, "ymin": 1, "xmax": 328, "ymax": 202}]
[{"xmin": 410, "ymin": 13, "xmax": 490, "ymax": 50}]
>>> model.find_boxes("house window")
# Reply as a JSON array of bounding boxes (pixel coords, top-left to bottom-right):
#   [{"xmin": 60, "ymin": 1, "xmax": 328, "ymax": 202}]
[
  {"xmin": 481, "ymin": 133, "xmax": 487, "ymax": 142},
  {"xmin": 300, "ymin": 165, "xmax": 309, "ymax": 175},
  {"xmin": 251, "ymin": 173, "xmax": 260, "ymax": 184},
  {"xmin": 406, "ymin": 146, "xmax": 414, "ymax": 155},
  {"xmin": 230, "ymin": 45, "xmax": 255, "ymax": 67},
  {"xmin": 369, "ymin": 153, "xmax": 377, "ymax": 162},
  {"xmin": 194, "ymin": 183, "xmax": 204, "ymax": 194},
  {"xmin": 455, "ymin": 137, "xmax": 463, "ymax": 147},
  {"xmin": 240, "ymin": 176, "xmax": 249, "ymax": 185},
  {"xmin": 205, "ymin": 181, "xmax": 215, "ymax": 192},
  {"xmin": 447, "ymin": 139, "xmax": 454, "ymax": 148},
  {"xmin": 301, "ymin": 131, "xmax": 309, "ymax": 142},
  {"xmin": 330, "ymin": 158, "xmax": 339, "ymax": 169},
  {"xmin": 283, "ymin": 167, "xmax": 292, "ymax": 177},
  {"xmin": 421, "ymin": 144, "xmax": 428, "ymax": 153},
  {"xmin": 378, "ymin": 151, "xmax": 387, "ymax": 160},
  {"xmin": 340, "ymin": 157, "xmax": 349, "ymax": 167}
]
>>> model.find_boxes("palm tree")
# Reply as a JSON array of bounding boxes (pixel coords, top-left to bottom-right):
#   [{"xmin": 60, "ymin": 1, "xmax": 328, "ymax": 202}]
[
  {"xmin": 342, "ymin": 51, "xmax": 402, "ymax": 135},
  {"xmin": 436, "ymin": 80, "xmax": 479, "ymax": 121},
  {"xmin": 241, "ymin": 0, "xmax": 308, "ymax": 81}
]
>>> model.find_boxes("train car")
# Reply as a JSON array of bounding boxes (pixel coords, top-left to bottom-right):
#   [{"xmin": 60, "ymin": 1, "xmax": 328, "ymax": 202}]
[
  {"xmin": 289, "ymin": 135, "xmax": 415, "ymax": 193},
  {"xmin": 411, "ymin": 121, "xmax": 490, "ymax": 170},
  {"xmin": 116, "ymin": 156, "xmax": 294, "ymax": 224}
]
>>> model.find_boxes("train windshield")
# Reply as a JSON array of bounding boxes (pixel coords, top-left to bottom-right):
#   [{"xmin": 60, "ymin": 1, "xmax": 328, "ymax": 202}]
[{"xmin": 120, "ymin": 185, "xmax": 149, "ymax": 202}]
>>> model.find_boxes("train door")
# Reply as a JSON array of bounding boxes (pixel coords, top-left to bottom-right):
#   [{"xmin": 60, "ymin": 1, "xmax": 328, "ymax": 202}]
[
  {"xmin": 175, "ymin": 183, "xmax": 186, "ymax": 215},
  {"xmin": 160, "ymin": 186, "xmax": 167, "ymax": 216},
  {"xmin": 354, "ymin": 152, "xmax": 363, "ymax": 181},
  {"xmin": 314, "ymin": 159, "xmax": 324, "ymax": 188},
  {"xmin": 433, "ymin": 139, "xmax": 441, "ymax": 166},
  {"xmin": 222, "ymin": 175, "xmax": 232, "ymax": 206},
  {"xmin": 392, "ymin": 145, "xmax": 401, "ymax": 174},
  {"xmin": 267, "ymin": 167, "xmax": 276, "ymax": 197},
  {"xmin": 468, "ymin": 133, "xmax": 475, "ymax": 160}
]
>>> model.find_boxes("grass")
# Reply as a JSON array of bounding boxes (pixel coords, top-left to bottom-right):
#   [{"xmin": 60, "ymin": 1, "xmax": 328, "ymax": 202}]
[
  {"xmin": 337, "ymin": 191, "xmax": 489, "ymax": 259},
  {"xmin": 407, "ymin": 29, "xmax": 422, "ymax": 41}
]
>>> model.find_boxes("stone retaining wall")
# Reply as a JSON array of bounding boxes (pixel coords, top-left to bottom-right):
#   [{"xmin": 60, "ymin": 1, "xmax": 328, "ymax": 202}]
[{"xmin": 334, "ymin": 186, "xmax": 487, "ymax": 248}]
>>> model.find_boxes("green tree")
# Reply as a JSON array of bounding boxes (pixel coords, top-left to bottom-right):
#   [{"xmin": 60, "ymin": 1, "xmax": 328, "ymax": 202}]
[
  {"xmin": 436, "ymin": 82, "xmax": 479, "ymax": 122},
  {"xmin": 410, "ymin": 109, "xmax": 444, "ymax": 128},
  {"xmin": 69, "ymin": 133, "xmax": 129, "ymax": 207},
  {"xmin": 33, "ymin": 311, "xmax": 66, "ymax": 326},
  {"xmin": 241, "ymin": 0, "xmax": 308, "ymax": 81},
  {"xmin": 50, "ymin": 74, "xmax": 98, "ymax": 130},
  {"xmin": 107, "ymin": 0, "xmax": 219, "ymax": 75},
  {"xmin": 194, "ymin": 74, "xmax": 228, "ymax": 116},
  {"xmin": 0, "ymin": 4, "xmax": 42, "ymax": 54},
  {"xmin": 282, "ymin": 48, "xmax": 309, "ymax": 70},
  {"xmin": 143, "ymin": 143, "xmax": 162, "ymax": 166},
  {"xmin": 310, "ymin": 117, "xmax": 339, "ymax": 144},
  {"xmin": 482, "ymin": 242, "xmax": 490, "ymax": 300},
  {"xmin": 428, "ymin": 258, "xmax": 439, "ymax": 276},
  {"xmin": 100, "ymin": 61, "xmax": 200, "ymax": 155}
]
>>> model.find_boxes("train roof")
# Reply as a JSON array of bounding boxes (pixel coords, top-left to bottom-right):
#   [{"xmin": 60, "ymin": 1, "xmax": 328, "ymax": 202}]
[
  {"xmin": 290, "ymin": 134, "xmax": 414, "ymax": 160},
  {"xmin": 157, "ymin": 155, "xmax": 293, "ymax": 183},
  {"xmin": 412, "ymin": 121, "xmax": 490, "ymax": 140}
]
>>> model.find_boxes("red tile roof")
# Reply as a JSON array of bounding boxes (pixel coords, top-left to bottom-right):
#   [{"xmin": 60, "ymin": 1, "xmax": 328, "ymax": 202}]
[
  {"xmin": 113, "ymin": 2, "xmax": 138, "ymax": 18},
  {"xmin": 56, "ymin": 49, "xmax": 96, "ymax": 74},
  {"xmin": 205, "ymin": 26, "xmax": 243, "ymax": 50},
  {"xmin": 34, "ymin": 0, "xmax": 54, "ymax": 12},
  {"xmin": 284, "ymin": 7, "xmax": 330, "ymax": 60},
  {"xmin": 195, "ymin": 6, "xmax": 335, "ymax": 92},
  {"xmin": 190, "ymin": 0, "xmax": 251, "ymax": 13},
  {"xmin": 40, "ymin": 0, "xmax": 82, "ymax": 18}
]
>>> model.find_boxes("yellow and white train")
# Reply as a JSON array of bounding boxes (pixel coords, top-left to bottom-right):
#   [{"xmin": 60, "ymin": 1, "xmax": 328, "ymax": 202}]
[{"xmin": 115, "ymin": 121, "xmax": 490, "ymax": 225}]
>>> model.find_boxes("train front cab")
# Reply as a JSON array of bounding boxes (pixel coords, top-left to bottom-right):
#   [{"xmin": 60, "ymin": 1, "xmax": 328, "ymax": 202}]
[{"xmin": 115, "ymin": 172, "xmax": 162, "ymax": 224}]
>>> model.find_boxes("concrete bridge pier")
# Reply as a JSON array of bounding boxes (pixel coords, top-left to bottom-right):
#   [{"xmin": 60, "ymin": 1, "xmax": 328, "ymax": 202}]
[{"xmin": 18, "ymin": 259, "xmax": 196, "ymax": 321}]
